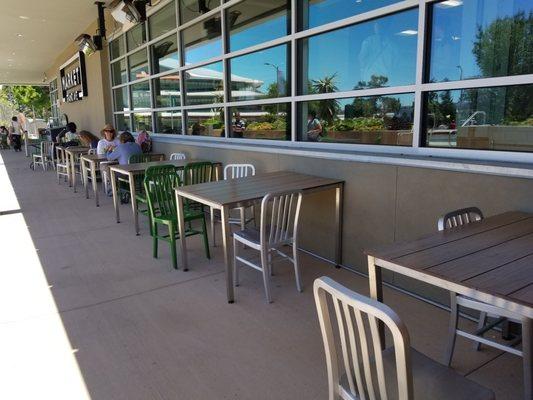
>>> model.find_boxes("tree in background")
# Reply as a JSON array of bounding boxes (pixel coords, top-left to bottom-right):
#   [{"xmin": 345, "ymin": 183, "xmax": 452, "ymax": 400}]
[
  {"xmin": 0, "ymin": 85, "xmax": 50, "ymax": 124},
  {"xmin": 310, "ymin": 73, "xmax": 340, "ymax": 125}
]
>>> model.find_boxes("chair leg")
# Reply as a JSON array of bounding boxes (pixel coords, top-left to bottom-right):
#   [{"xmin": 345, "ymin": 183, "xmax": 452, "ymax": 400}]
[
  {"xmin": 201, "ymin": 216, "xmax": 210, "ymax": 259},
  {"xmin": 261, "ymin": 248, "xmax": 272, "ymax": 303},
  {"xmin": 169, "ymin": 223, "xmax": 177, "ymax": 270},
  {"xmin": 293, "ymin": 242, "xmax": 303, "ymax": 293},
  {"xmin": 210, "ymin": 207, "xmax": 216, "ymax": 247},
  {"xmin": 233, "ymin": 238, "xmax": 239, "ymax": 287},
  {"xmin": 152, "ymin": 224, "xmax": 158, "ymax": 258},
  {"xmin": 473, "ymin": 312, "xmax": 488, "ymax": 351},
  {"xmin": 240, "ymin": 207, "xmax": 245, "ymax": 230},
  {"xmin": 444, "ymin": 292, "xmax": 459, "ymax": 366},
  {"xmin": 269, "ymin": 250, "xmax": 274, "ymax": 276}
]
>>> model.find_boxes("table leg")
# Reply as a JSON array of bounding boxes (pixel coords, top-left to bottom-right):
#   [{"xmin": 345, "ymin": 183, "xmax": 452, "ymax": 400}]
[
  {"xmin": 71, "ymin": 155, "xmax": 77, "ymax": 193},
  {"xmin": 523, "ymin": 317, "xmax": 532, "ymax": 399},
  {"xmin": 176, "ymin": 193, "xmax": 188, "ymax": 271},
  {"xmin": 221, "ymin": 205, "xmax": 234, "ymax": 303},
  {"xmin": 111, "ymin": 169, "xmax": 120, "ymax": 223},
  {"xmin": 129, "ymin": 173, "xmax": 139, "ymax": 235},
  {"xmin": 368, "ymin": 255, "xmax": 385, "ymax": 349},
  {"xmin": 334, "ymin": 183, "xmax": 344, "ymax": 267},
  {"xmin": 66, "ymin": 153, "xmax": 72, "ymax": 187},
  {"xmin": 83, "ymin": 159, "xmax": 89, "ymax": 199},
  {"xmin": 91, "ymin": 162, "xmax": 99, "ymax": 207}
]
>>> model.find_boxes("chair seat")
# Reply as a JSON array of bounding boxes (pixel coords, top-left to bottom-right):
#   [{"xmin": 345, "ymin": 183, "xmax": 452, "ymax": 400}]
[
  {"xmin": 234, "ymin": 227, "xmax": 293, "ymax": 249},
  {"xmin": 341, "ymin": 347, "xmax": 494, "ymax": 400},
  {"xmin": 154, "ymin": 210, "xmax": 204, "ymax": 225}
]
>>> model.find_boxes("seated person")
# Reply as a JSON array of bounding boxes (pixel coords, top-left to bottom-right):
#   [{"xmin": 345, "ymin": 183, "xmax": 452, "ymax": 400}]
[
  {"xmin": 78, "ymin": 130, "xmax": 99, "ymax": 149},
  {"xmin": 56, "ymin": 122, "xmax": 80, "ymax": 146},
  {"xmin": 106, "ymin": 132, "xmax": 142, "ymax": 165},
  {"xmin": 97, "ymin": 124, "xmax": 120, "ymax": 155}
]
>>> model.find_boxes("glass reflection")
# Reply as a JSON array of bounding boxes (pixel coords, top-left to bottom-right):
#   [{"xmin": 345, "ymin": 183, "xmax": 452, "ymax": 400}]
[
  {"xmin": 153, "ymin": 74, "xmax": 181, "ymax": 108},
  {"xmin": 299, "ymin": 93, "xmax": 414, "ymax": 145},
  {"xmin": 425, "ymin": 85, "xmax": 533, "ymax": 151},
  {"xmin": 131, "ymin": 81, "xmax": 151, "ymax": 110},
  {"xmin": 182, "ymin": 20, "xmax": 222, "ymax": 64},
  {"xmin": 113, "ymin": 87, "xmax": 129, "ymax": 112},
  {"xmin": 299, "ymin": 0, "xmax": 400, "ymax": 30},
  {"xmin": 230, "ymin": 44, "xmax": 289, "ymax": 102},
  {"xmin": 133, "ymin": 113, "xmax": 152, "ymax": 132},
  {"xmin": 186, "ymin": 108, "xmax": 225, "ymax": 137},
  {"xmin": 115, "ymin": 113, "xmax": 131, "ymax": 133},
  {"xmin": 149, "ymin": 2, "xmax": 176, "ymax": 39},
  {"xmin": 127, "ymin": 22, "xmax": 147, "ymax": 51},
  {"xmin": 299, "ymin": 10, "xmax": 418, "ymax": 94},
  {"xmin": 227, "ymin": 0, "xmax": 290, "ymax": 52},
  {"xmin": 429, "ymin": 0, "xmax": 533, "ymax": 82},
  {"xmin": 110, "ymin": 36, "xmax": 124, "ymax": 60},
  {"xmin": 229, "ymin": 103, "xmax": 290, "ymax": 140},
  {"xmin": 180, "ymin": 0, "xmax": 220, "ymax": 24},
  {"xmin": 156, "ymin": 110, "xmax": 182, "ymax": 134},
  {"xmin": 152, "ymin": 36, "xmax": 179, "ymax": 74},
  {"xmin": 184, "ymin": 62, "xmax": 223, "ymax": 106},
  {"xmin": 129, "ymin": 49, "xmax": 149, "ymax": 81},
  {"xmin": 111, "ymin": 59, "xmax": 127, "ymax": 85}
]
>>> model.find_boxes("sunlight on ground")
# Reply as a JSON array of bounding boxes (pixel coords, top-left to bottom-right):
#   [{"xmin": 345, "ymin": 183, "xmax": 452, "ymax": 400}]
[{"xmin": 0, "ymin": 152, "xmax": 91, "ymax": 399}]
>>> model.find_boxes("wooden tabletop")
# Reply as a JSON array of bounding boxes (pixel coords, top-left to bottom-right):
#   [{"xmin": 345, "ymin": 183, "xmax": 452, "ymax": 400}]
[
  {"xmin": 110, "ymin": 159, "xmax": 216, "ymax": 174},
  {"xmin": 366, "ymin": 211, "xmax": 533, "ymax": 314},
  {"xmin": 80, "ymin": 154, "xmax": 108, "ymax": 161},
  {"xmin": 64, "ymin": 146, "xmax": 90, "ymax": 153},
  {"xmin": 175, "ymin": 171, "xmax": 344, "ymax": 208}
]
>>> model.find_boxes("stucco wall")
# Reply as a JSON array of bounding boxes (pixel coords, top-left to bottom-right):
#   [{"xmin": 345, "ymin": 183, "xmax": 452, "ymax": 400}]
[
  {"xmin": 46, "ymin": 18, "xmax": 113, "ymax": 135},
  {"xmin": 151, "ymin": 140, "xmax": 533, "ymax": 304}
]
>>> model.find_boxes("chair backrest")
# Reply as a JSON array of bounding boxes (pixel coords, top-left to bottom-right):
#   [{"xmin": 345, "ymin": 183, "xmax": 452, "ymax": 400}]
[
  {"xmin": 260, "ymin": 190, "xmax": 303, "ymax": 247},
  {"xmin": 41, "ymin": 141, "xmax": 53, "ymax": 156},
  {"xmin": 314, "ymin": 276, "xmax": 413, "ymax": 400},
  {"xmin": 437, "ymin": 207, "xmax": 484, "ymax": 231},
  {"xmin": 183, "ymin": 161, "xmax": 214, "ymax": 186},
  {"xmin": 56, "ymin": 146, "xmax": 67, "ymax": 164},
  {"xmin": 144, "ymin": 165, "xmax": 181, "ymax": 219},
  {"xmin": 88, "ymin": 148, "xmax": 97, "ymax": 155},
  {"xmin": 170, "ymin": 152, "xmax": 186, "ymax": 160},
  {"xmin": 224, "ymin": 163, "xmax": 255, "ymax": 180},
  {"xmin": 128, "ymin": 153, "xmax": 151, "ymax": 164}
]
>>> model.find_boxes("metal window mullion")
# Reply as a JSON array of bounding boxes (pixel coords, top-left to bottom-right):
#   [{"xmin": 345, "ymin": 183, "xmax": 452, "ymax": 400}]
[
  {"xmin": 422, "ymin": 74, "xmax": 533, "ymax": 91},
  {"xmin": 291, "ymin": 0, "xmax": 297, "ymax": 142},
  {"xmin": 221, "ymin": 5, "xmax": 230, "ymax": 139},
  {"xmin": 412, "ymin": 0, "xmax": 427, "ymax": 148}
]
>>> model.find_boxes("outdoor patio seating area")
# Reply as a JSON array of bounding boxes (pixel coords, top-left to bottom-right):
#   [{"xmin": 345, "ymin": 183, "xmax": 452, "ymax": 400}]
[{"xmin": 0, "ymin": 148, "xmax": 525, "ymax": 399}]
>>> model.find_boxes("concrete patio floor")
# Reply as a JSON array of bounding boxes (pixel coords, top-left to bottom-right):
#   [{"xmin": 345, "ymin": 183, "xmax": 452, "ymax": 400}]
[{"xmin": 0, "ymin": 149, "xmax": 523, "ymax": 399}]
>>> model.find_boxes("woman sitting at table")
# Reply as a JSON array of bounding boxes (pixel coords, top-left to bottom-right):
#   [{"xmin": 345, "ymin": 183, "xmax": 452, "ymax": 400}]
[
  {"xmin": 106, "ymin": 132, "xmax": 142, "ymax": 165},
  {"xmin": 78, "ymin": 131, "xmax": 99, "ymax": 149},
  {"xmin": 56, "ymin": 122, "xmax": 80, "ymax": 146},
  {"xmin": 97, "ymin": 124, "xmax": 120, "ymax": 155}
]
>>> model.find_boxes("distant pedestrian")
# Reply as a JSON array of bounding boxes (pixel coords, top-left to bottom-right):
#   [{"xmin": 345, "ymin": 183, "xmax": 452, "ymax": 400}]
[{"xmin": 9, "ymin": 116, "xmax": 22, "ymax": 152}]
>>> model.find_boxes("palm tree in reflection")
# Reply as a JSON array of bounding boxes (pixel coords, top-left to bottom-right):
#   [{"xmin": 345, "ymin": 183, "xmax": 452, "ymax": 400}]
[{"xmin": 311, "ymin": 73, "xmax": 340, "ymax": 125}]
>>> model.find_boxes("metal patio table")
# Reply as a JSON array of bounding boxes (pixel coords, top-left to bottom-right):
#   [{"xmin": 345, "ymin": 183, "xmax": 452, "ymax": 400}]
[
  {"xmin": 64, "ymin": 146, "xmax": 89, "ymax": 192},
  {"xmin": 365, "ymin": 211, "xmax": 533, "ymax": 399},
  {"xmin": 174, "ymin": 170, "xmax": 345, "ymax": 303},
  {"xmin": 80, "ymin": 153, "xmax": 117, "ymax": 207},
  {"xmin": 110, "ymin": 158, "xmax": 220, "ymax": 235}
]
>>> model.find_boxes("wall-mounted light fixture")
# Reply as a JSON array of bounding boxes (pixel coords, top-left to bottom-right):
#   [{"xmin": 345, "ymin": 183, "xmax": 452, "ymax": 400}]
[{"xmin": 74, "ymin": 2, "xmax": 106, "ymax": 56}]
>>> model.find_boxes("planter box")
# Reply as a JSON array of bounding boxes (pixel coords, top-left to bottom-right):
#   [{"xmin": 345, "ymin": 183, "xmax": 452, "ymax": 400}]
[
  {"xmin": 326, "ymin": 130, "xmax": 412, "ymax": 145},
  {"xmin": 245, "ymin": 130, "xmax": 286, "ymax": 140}
]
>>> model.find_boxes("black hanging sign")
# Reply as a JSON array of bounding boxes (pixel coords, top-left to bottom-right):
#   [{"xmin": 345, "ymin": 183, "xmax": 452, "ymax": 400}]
[{"xmin": 60, "ymin": 52, "xmax": 88, "ymax": 103}]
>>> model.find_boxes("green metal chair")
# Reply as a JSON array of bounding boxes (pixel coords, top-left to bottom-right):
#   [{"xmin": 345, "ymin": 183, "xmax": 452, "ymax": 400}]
[
  {"xmin": 118, "ymin": 153, "xmax": 150, "ymax": 204},
  {"xmin": 144, "ymin": 165, "xmax": 210, "ymax": 270},
  {"xmin": 183, "ymin": 161, "xmax": 215, "ymax": 213}
]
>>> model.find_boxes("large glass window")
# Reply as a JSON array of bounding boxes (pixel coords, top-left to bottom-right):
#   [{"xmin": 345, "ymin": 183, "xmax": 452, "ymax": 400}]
[
  {"xmin": 229, "ymin": 103, "xmax": 290, "ymax": 140},
  {"xmin": 184, "ymin": 62, "xmax": 223, "ymax": 106},
  {"xmin": 115, "ymin": 113, "xmax": 131, "ymax": 132},
  {"xmin": 131, "ymin": 81, "xmax": 151, "ymax": 110},
  {"xmin": 299, "ymin": 10, "xmax": 418, "ymax": 95},
  {"xmin": 111, "ymin": 59, "xmax": 127, "ymax": 85},
  {"xmin": 182, "ymin": 20, "xmax": 222, "ymax": 64},
  {"xmin": 127, "ymin": 23, "xmax": 147, "ymax": 51},
  {"xmin": 156, "ymin": 110, "xmax": 182, "ymax": 134},
  {"xmin": 229, "ymin": 44, "xmax": 289, "ymax": 102},
  {"xmin": 185, "ymin": 108, "xmax": 225, "ymax": 137},
  {"xmin": 179, "ymin": 0, "xmax": 220, "ymax": 24},
  {"xmin": 424, "ymin": 85, "xmax": 533, "ymax": 151},
  {"xmin": 227, "ymin": 0, "xmax": 290, "ymax": 52},
  {"xmin": 153, "ymin": 74, "xmax": 181, "ymax": 108},
  {"xmin": 299, "ymin": 0, "xmax": 400, "ymax": 30},
  {"xmin": 428, "ymin": 0, "xmax": 533, "ymax": 83},
  {"xmin": 129, "ymin": 49, "xmax": 149, "ymax": 81},
  {"xmin": 152, "ymin": 35, "xmax": 179, "ymax": 74},
  {"xmin": 110, "ymin": 36, "xmax": 125, "ymax": 60},
  {"xmin": 149, "ymin": 2, "xmax": 176, "ymax": 39},
  {"xmin": 113, "ymin": 87, "xmax": 129, "ymax": 112},
  {"xmin": 133, "ymin": 113, "xmax": 152, "ymax": 132},
  {"xmin": 299, "ymin": 93, "xmax": 415, "ymax": 145}
]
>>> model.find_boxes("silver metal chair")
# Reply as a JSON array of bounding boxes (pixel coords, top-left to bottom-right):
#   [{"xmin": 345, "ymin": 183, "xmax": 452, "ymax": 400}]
[
  {"xmin": 169, "ymin": 152, "xmax": 186, "ymax": 160},
  {"xmin": 211, "ymin": 163, "xmax": 256, "ymax": 246},
  {"xmin": 314, "ymin": 276, "xmax": 495, "ymax": 400},
  {"xmin": 32, "ymin": 141, "xmax": 54, "ymax": 171},
  {"xmin": 233, "ymin": 189, "xmax": 302, "ymax": 303},
  {"xmin": 439, "ymin": 207, "xmax": 523, "ymax": 365},
  {"xmin": 55, "ymin": 146, "xmax": 69, "ymax": 184},
  {"xmin": 88, "ymin": 148, "xmax": 97, "ymax": 155}
]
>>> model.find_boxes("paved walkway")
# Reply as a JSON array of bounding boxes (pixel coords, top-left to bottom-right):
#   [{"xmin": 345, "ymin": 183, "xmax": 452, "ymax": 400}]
[{"xmin": 0, "ymin": 149, "xmax": 522, "ymax": 399}]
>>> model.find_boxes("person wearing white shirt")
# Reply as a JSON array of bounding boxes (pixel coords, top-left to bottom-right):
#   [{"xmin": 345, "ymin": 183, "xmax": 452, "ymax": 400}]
[
  {"xmin": 9, "ymin": 116, "xmax": 22, "ymax": 152},
  {"xmin": 97, "ymin": 124, "xmax": 120, "ymax": 155}
]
